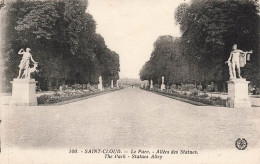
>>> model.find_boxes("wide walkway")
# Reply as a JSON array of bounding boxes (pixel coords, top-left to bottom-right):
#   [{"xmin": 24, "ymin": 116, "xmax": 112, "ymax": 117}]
[{"xmin": 1, "ymin": 87, "xmax": 260, "ymax": 164}]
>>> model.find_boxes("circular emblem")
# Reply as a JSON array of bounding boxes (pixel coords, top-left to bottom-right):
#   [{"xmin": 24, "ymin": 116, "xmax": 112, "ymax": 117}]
[{"xmin": 236, "ymin": 138, "xmax": 247, "ymax": 150}]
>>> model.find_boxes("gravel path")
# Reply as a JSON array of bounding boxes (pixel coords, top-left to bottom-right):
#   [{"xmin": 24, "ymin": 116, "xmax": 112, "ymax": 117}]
[{"xmin": 1, "ymin": 87, "xmax": 260, "ymax": 163}]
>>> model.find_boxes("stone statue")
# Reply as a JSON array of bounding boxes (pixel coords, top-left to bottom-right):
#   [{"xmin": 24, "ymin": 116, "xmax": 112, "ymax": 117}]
[
  {"xmin": 17, "ymin": 48, "xmax": 38, "ymax": 79},
  {"xmin": 98, "ymin": 76, "xmax": 103, "ymax": 91},
  {"xmin": 150, "ymin": 79, "xmax": 153, "ymax": 89},
  {"xmin": 111, "ymin": 80, "xmax": 114, "ymax": 88},
  {"xmin": 22, "ymin": 62, "xmax": 39, "ymax": 79},
  {"xmin": 99, "ymin": 76, "xmax": 102, "ymax": 83},
  {"xmin": 116, "ymin": 80, "xmax": 119, "ymax": 88},
  {"xmin": 226, "ymin": 44, "xmax": 252, "ymax": 79},
  {"xmin": 161, "ymin": 76, "xmax": 165, "ymax": 91},
  {"xmin": 162, "ymin": 76, "xmax": 164, "ymax": 84}
]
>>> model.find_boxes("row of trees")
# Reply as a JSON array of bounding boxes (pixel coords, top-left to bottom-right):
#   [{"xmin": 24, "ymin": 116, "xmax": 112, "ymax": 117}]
[
  {"xmin": 139, "ymin": 36, "xmax": 189, "ymax": 85},
  {"xmin": 2, "ymin": 0, "xmax": 120, "ymax": 91},
  {"xmin": 140, "ymin": 0, "xmax": 259, "ymax": 91}
]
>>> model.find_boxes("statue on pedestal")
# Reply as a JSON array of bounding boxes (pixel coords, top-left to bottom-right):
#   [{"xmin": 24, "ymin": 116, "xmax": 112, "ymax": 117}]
[
  {"xmin": 116, "ymin": 80, "xmax": 119, "ymax": 88},
  {"xmin": 161, "ymin": 76, "xmax": 165, "ymax": 91},
  {"xmin": 10, "ymin": 47, "xmax": 39, "ymax": 106},
  {"xmin": 99, "ymin": 76, "xmax": 102, "ymax": 84},
  {"xmin": 150, "ymin": 79, "xmax": 153, "ymax": 89},
  {"xmin": 17, "ymin": 48, "xmax": 38, "ymax": 79},
  {"xmin": 225, "ymin": 44, "xmax": 253, "ymax": 108},
  {"xmin": 111, "ymin": 80, "xmax": 114, "ymax": 88},
  {"xmin": 162, "ymin": 76, "xmax": 164, "ymax": 84},
  {"xmin": 226, "ymin": 44, "xmax": 252, "ymax": 79},
  {"xmin": 98, "ymin": 76, "xmax": 103, "ymax": 91}
]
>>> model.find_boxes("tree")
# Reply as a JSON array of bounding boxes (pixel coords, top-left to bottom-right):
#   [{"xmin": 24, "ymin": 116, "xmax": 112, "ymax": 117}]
[
  {"xmin": 2, "ymin": 0, "xmax": 120, "ymax": 91},
  {"xmin": 175, "ymin": 0, "xmax": 259, "ymax": 89},
  {"xmin": 15, "ymin": 1, "xmax": 59, "ymax": 41},
  {"xmin": 140, "ymin": 0, "xmax": 259, "ymax": 90},
  {"xmin": 139, "ymin": 35, "xmax": 189, "ymax": 85}
]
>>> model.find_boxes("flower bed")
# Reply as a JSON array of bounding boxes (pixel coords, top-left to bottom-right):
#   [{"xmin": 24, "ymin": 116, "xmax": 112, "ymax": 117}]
[
  {"xmin": 144, "ymin": 88, "xmax": 226, "ymax": 107},
  {"xmin": 37, "ymin": 88, "xmax": 122, "ymax": 105}
]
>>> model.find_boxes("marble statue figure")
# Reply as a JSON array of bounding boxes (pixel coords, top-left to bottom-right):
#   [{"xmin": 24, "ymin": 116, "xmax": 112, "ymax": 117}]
[
  {"xmin": 17, "ymin": 48, "xmax": 38, "ymax": 79},
  {"xmin": 226, "ymin": 44, "xmax": 252, "ymax": 79},
  {"xmin": 162, "ymin": 76, "xmax": 164, "ymax": 84}
]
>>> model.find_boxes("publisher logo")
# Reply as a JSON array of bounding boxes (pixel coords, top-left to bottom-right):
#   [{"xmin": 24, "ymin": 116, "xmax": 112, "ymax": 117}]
[{"xmin": 236, "ymin": 138, "xmax": 247, "ymax": 150}]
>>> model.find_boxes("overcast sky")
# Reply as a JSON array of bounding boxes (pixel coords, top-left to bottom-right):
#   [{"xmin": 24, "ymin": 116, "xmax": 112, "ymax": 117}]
[{"xmin": 88, "ymin": 0, "xmax": 187, "ymax": 79}]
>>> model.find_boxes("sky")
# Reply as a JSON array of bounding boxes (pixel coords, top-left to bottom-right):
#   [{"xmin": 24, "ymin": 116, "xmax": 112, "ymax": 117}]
[{"xmin": 87, "ymin": 0, "xmax": 187, "ymax": 79}]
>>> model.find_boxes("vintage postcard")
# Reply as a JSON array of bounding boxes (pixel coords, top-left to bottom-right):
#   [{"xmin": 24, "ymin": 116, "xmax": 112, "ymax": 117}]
[{"xmin": 0, "ymin": 0, "xmax": 260, "ymax": 163}]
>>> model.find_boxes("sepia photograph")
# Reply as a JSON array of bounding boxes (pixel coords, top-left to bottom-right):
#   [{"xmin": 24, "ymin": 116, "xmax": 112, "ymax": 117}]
[{"xmin": 0, "ymin": 0, "xmax": 260, "ymax": 163}]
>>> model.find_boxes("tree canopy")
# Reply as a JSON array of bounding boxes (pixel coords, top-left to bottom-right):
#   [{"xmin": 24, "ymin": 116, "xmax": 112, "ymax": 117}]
[
  {"xmin": 140, "ymin": 0, "xmax": 259, "ymax": 89},
  {"xmin": 2, "ymin": 0, "xmax": 120, "ymax": 91},
  {"xmin": 139, "ymin": 36, "xmax": 189, "ymax": 85}
]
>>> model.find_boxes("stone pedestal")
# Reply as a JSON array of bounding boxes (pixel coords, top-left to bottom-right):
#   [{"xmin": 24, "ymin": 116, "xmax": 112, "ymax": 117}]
[
  {"xmin": 150, "ymin": 80, "xmax": 153, "ymax": 89},
  {"xmin": 161, "ymin": 76, "xmax": 165, "ymax": 91},
  {"xmin": 98, "ymin": 84, "xmax": 103, "ymax": 91},
  {"xmin": 226, "ymin": 79, "xmax": 251, "ymax": 108},
  {"xmin": 98, "ymin": 76, "xmax": 103, "ymax": 91},
  {"xmin": 161, "ymin": 84, "xmax": 165, "ymax": 91},
  {"xmin": 111, "ymin": 80, "xmax": 114, "ymax": 88},
  {"xmin": 116, "ymin": 80, "xmax": 119, "ymax": 88},
  {"xmin": 9, "ymin": 78, "xmax": 38, "ymax": 106}
]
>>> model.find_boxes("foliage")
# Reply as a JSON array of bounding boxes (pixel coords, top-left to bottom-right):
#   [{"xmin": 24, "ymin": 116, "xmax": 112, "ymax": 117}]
[
  {"xmin": 143, "ymin": 87, "xmax": 226, "ymax": 107},
  {"xmin": 37, "ymin": 87, "xmax": 120, "ymax": 105},
  {"xmin": 139, "ymin": 36, "xmax": 189, "ymax": 84},
  {"xmin": 15, "ymin": 1, "xmax": 59, "ymax": 40},
  {"xmin": 189, "ymin": 90, "xmax": 199, "ymax": 96},
  {"xmin": 179, "ymin": 84, "xmax": 196, "ymax": 91},
  {"xmin": 140, "ymin": 0, "xmax": 259, "ymax": 88},
  {"xmin": 2, "ymin": 0, "xmax": 120, "ymax": 91},
  {"xmin": 37, "ymin": 94, "xmax": 58, "ymax": 104},
  {"xmin": 175, "ymin": 0, "xmax": 259, "ymax": 85}
]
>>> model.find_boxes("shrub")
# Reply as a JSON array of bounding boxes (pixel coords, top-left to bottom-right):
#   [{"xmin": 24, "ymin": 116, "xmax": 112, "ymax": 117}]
[
  {"xmin": 37, "ymin": 95, "xmax": 49, "ymax": 104},
  {"xmin": 154, "ymin": 84, "xmax": 160, "ymax": 89},
  {"xmin": 71, "ymin": 84, "xmax": 83, "ymax": 90},
  {"xmin": 87, "ymin": 84, "xmax": 97, "ymax": 92},
  {"xmin": 143, "ymin": 87, "xmax": 226, "ymax": 107},
  {"xmin": 53, "ymin": 92, "xmax": 61, "ymax": 97},
  {"xmin": 180, "ymin": 84, "xmax": 196, "ymax": 91},
  {"xmin": 37, "ymin": 85, "xmax": 120, "ymax": 105},
  {"xmin": 209, "ymin": 97, "xmax": 226, "ymax": 106},
  {"xmin": 199, "ymin": 93, "xmax": 208, "ymax": 99},
  {"xmin": 37, "ymin": 94, "xmax": 58, "ymax": 104},
  {"xmin": 189, "ymin": 90, "xmax": 199, "ymax": 96}
]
